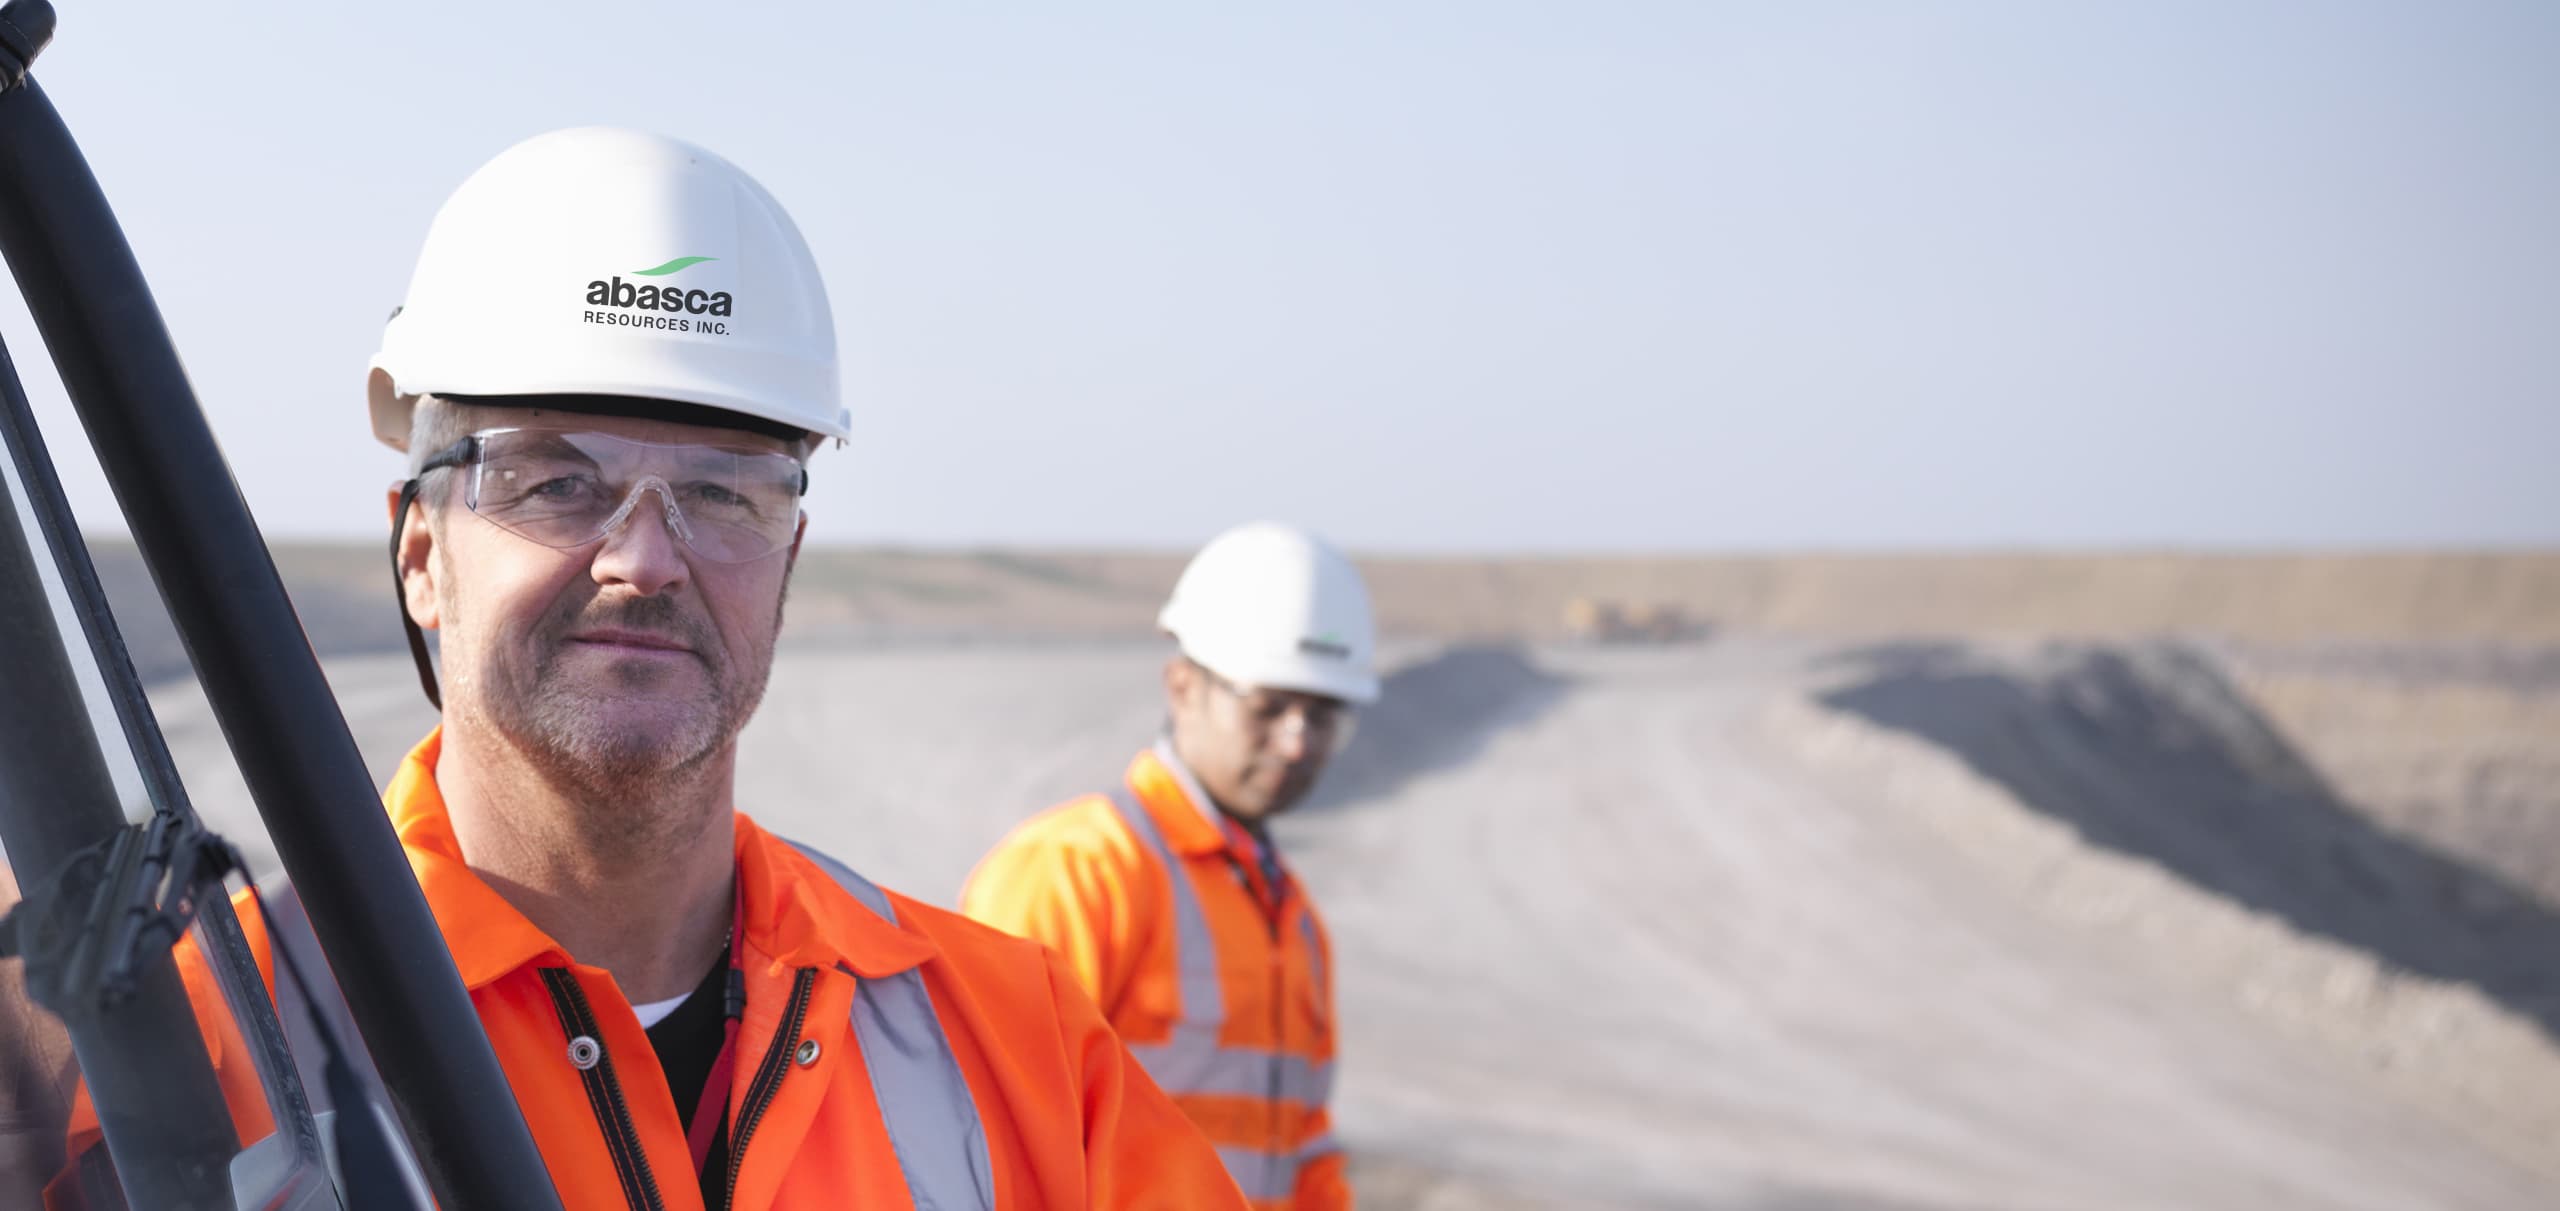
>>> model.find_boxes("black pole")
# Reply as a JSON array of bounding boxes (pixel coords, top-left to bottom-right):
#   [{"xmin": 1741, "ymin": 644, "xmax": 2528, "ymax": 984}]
[
  {"xmin": 0, "ymin": 52, "xmax": 561, "ymax": 1211},
  {"xmin": 2, "ymin": 319, "xmax": 336, "ymax": 1188},
  {"xmin": 0, "ymin": 362, "xmax": 236, "ymax": 1208}
]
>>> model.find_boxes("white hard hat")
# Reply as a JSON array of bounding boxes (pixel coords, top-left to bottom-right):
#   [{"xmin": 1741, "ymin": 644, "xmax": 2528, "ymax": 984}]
[
  {"xmin": 366, "ymin": 127, "xmax": 848, "ymax": 451},
  {"xmin": 1159, "ymin": 522, "xmax": 1379, "ymax": 705}
]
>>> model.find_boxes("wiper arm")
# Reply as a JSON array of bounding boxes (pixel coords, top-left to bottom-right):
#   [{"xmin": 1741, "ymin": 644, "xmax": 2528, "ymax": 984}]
[{"xmin": 0, "ymin": 811, "xmax": 243, "ymax": 1017}]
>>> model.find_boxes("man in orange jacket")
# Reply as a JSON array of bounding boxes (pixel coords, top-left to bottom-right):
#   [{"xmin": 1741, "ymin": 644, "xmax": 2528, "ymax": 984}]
[
  {"xmin": 963, "ymin": 522, "xmax": 1380, "ymax": 1211},
  {"xmin": 53, "ymin": 128, "xmax": 1243, "ymax": 1211}
]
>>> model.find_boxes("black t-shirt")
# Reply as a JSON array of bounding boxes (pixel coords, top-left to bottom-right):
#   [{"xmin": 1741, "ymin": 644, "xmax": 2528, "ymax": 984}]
[{"xmin": 646, "ymin": 944, "xmax": 732, "ymax": 1211}]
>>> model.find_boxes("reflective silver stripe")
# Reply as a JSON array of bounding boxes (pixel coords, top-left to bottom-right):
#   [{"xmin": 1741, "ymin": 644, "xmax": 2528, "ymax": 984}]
[
  {"xmin": 1106, "ymin": 783, "xmax": 1238, "ymax": 1102},
  {"xmin": 1299, "ymin": 910, "xmax": 1325, "ymax": 1005},
  {"xmin": 1125, "ymin": 1046, "xmax": 1332, "ymax": 1105},
  {"xmin": 789, "ymin": 840, "xmax": 895, "ymax": 919},
  {"xmin": 1216, "ymin": 1146, "xmax": 1301, "ymax": 1202},
  {"xmin": 1103, "ymin": 788, "xmax": 1334, "ymax": 1096},
  {"xmin": 1211, "ymin": 1130, "xmax": 1340, "ymax": 1203},
  {"xmin": 787, "ymin": 840, "xmax": 995, "ymax": 1211},
  {"xmin": 1296, "ymin": 911, "xmax": 1334, "ymax": 1107},
  {"xmin": 1105, "ymin": 786, "xmax": 1226, "ymax": 1031},
  {"xmin": 269, "ymin": 852, "xmax": 996, "ymax": 1211},
  {"xmin": 1106, "ymin": 783, "xmax": 1344, "ymax": 1202}
]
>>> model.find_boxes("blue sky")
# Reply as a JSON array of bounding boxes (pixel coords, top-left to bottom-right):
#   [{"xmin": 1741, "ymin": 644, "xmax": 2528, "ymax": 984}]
[{"xmin": 1, "ymin": 1, "xmax": 2553, "ymax": 552}]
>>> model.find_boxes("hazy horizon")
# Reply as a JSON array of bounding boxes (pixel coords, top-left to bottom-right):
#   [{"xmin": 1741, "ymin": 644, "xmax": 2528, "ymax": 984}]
[{"xmin": 64, "ymin": 533, "xmax": 2560, "ymax": 558}]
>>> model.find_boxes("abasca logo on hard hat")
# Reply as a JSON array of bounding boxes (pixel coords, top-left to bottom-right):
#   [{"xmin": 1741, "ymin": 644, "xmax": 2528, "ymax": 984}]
[
  {"xmin": 1299, "ymin": 634, "xmax": 1353, "ymax": 661},
  {"xmin": 580, "ymin": 256, "xmax": 734, "ymax": 336}
]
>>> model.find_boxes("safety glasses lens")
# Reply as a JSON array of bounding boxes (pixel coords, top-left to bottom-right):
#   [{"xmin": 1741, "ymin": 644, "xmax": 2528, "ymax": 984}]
[
  {"xmin": 1213, "ymin": 675, "xmax": 1358, "ymax": 751},
  {"xmin": 462, "ymin": 428, "xmax": 801, "ymax": 562}
]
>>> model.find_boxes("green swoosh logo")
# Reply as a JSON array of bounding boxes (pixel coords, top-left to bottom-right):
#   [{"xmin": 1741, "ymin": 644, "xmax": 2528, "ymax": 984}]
[{"xmin": 632, "ymin": 256, "xmax": 717, "ymax": 277}]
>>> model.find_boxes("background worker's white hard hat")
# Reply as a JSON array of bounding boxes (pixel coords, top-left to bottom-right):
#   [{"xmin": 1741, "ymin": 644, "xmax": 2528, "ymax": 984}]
[
  {"xmin": 1160, "ymin": 522, "xmax": 1380, "ymax": 705},
  {"xmin": 366, "ymin": 126, "xmax": 849, "ymax": 450}
]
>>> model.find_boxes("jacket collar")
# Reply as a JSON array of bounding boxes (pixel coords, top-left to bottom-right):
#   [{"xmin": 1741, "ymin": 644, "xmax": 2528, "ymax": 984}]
[
  {"xmin": 1130, "ymin": 739, "xmax": 1236, "ymax": 859},
  {"xmin": 384, "ymin": 728, "xmax": 935, "ymax": 990}
]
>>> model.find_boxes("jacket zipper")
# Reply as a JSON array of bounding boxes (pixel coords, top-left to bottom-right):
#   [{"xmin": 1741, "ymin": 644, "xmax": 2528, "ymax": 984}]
[
  {"xmin": 1228, "ymin": 849, "xmax": 1293, "ymax": 1197},
  {"xmin": 1267, "ymin": 940, "xmax": 1288, "ymax": 1197},
  {"xmin": 724, "ymin": 966, "xmax": 818, "ymax": 1209},
  {"xmin": 541, "ymin": 968, "xmax": 667, "ymax": 1211},
  {"xmin": 1220, "ymin": 840, "xmax": 1303, "ymax": 1195}
]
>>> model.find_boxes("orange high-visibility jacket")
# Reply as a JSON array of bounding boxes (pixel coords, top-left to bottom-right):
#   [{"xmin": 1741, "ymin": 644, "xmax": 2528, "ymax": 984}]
[
  {"xmin": 962, "ymin": 745, "xmax": 1348, "ymax": 1211},
  {"xmin": 56, "ymin": 730, "xmax": 1245, "ymax": 1211}
]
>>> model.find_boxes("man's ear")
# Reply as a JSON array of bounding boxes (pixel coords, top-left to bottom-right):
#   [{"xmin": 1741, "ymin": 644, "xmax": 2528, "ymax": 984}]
[{"xmin": 390, "ymin": 484, "xmax": 442, "ymax": 631}]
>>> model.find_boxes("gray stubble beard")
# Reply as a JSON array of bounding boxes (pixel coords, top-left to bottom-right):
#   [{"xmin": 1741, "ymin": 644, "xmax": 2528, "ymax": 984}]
[{"xmin": 438, "ymin": 546, "xmax": 787, "ymax": 863}]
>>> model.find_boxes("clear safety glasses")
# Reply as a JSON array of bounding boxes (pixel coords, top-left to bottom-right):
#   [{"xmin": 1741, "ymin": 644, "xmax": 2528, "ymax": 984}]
[
  {"xmin": 415, "ymin": 427, "xmax": 807, "ymax": 563},
  {"xmin": 1201, "ymin": 666, "xmax": 1360, "ymax": 754}
]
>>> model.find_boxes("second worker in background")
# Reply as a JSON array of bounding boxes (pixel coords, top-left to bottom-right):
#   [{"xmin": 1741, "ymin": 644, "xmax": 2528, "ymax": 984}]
[{"xmin": 964, "ymin": 522, "xmax": 1377, "ymax": 1211}]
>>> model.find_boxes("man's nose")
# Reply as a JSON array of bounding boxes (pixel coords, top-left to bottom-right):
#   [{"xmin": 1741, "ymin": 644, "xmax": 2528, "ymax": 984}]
[
  {"xmin": 590, "ymin": 482, "xmax": 691, "ymax": 597},
  {"xmin": 1267, "ymin": 713, "xmax": 1315, "ymax": 761}
]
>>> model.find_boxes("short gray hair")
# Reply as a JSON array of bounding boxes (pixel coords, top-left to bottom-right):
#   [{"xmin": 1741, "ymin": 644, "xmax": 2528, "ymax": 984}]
[{"xmin": 405, "ymin": 395, "xmax": 494, "ymax": 478}]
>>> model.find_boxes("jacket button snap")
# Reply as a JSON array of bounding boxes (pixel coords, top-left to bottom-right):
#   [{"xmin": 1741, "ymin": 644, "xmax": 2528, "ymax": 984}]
[
  {"xmin": 567, "ymin": 1036, "xmax": 601, "ymax": 1070},
  {"xmin": 795, "ymin": 1039, "xmax": 821, "ymax": 1067}
]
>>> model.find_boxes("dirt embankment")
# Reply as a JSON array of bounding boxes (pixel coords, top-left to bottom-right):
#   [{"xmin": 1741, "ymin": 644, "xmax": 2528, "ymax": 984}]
[
  {"xmin": 2224, "ymin": 642, "xmax": 2560, "ymax": 908},
  {"xmin": 1774, "ymin": 639, "xmax": 2560, "ymax": 1177}
]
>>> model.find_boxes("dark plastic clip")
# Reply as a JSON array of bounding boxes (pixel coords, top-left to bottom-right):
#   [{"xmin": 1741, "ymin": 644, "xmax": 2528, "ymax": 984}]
[
  {"xmin": 0, "ymin": 0, "xmax": 55, "ymax": 94},
  {"xmin": 0, "ymin": 810, "xmax": 245, "ymax": 1022}
]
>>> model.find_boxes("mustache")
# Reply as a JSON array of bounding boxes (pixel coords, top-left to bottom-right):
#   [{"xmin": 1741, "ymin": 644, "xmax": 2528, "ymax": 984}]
[{"xmin": 548, "ymin": 595, "xmax": 718, "ymax": 664}]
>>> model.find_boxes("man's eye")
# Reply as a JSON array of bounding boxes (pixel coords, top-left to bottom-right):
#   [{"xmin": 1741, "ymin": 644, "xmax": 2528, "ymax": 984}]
[
  {"xmin": 529, "ymin": 476, "xmax": 596, "ymax": 500},
  {"xmin": 687, "ymin": 482, "xmax": 747, "ymax": 508}
]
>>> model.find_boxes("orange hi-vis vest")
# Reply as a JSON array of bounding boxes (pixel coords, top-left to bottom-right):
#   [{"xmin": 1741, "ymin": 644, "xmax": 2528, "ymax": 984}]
[
  {"xmin": 56, "ymin": 730, "xmax": 1245, "ymax": 1211},
  {"xmin": 962, "ymin": 745, "xmax": 1348, "ymax": 1211}
]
